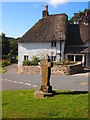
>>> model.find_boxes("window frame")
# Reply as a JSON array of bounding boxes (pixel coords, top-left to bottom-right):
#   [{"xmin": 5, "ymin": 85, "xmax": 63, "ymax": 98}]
[
  {"xmin": 51, "ymin": 56, "xmax": 56, "ymax": 61},
  {"xmin": 24, "ymin": 55, "xmax": 29, "ymax": 60},
  {"xmin": 51, "ymin": 41, "xmax": 56, "ymax": 47}
]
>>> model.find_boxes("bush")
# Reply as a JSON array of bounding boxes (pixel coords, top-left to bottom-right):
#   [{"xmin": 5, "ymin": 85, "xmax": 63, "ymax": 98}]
[
  {"xmin": 54, "ymin": 60, "xmax": 77, "ymax": 66},
  {"xmin": 69, "ymin": 61, "xmax": 77, "ymax": 65},
  {"xmin": 54, "ymin": 61, "xmax": 65, "ymax": 66},
  {"xmin": 22, "ymin": 60, "xmax": 31, "ymax": 66},
  {"xmin": 30, "ymin": 56, "xmax": 40, "ymax": 66},
  {"xmin": 1, "ymin": 60, "xmax": 10, "ymax": 67},
  {"xmin": 22, "ymin": 56, "xmax": 40, "ymax": 66}
]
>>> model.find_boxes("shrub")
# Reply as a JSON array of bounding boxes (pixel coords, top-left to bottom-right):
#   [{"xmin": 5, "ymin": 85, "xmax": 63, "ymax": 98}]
[
  {"xmin": 22, "ymin": 60, "xmax": 31, "ymax": 66},
  {"xmin": 30, "ymin": 56, "xmax": 40, "ymax": 66},
  {"xmin": 22, "ymin": 56, "xmax": 40, "ymax": 66},
  {"xmin": 7, "ymin": 60, "xmax": 10, "ymax": 65},
  {"xmin": 1, "ymin": 60, "xmax": 10, "ymax": 67},
  {"xmin": 54, "ymin": 60, "xmax": 77, "ymax": 66},
  {"xmin": 69, "ymin": 61, "xmax": 77, "ymax": 65},
  {"xmin": 54, "ymin": 61, "xmax": 65, "ymax": 66}
]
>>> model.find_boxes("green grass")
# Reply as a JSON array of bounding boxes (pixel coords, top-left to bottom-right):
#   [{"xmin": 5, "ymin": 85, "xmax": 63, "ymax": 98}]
[{"xmin": 2, "ymin": 90, "xmax": 88, "ymax": 118}]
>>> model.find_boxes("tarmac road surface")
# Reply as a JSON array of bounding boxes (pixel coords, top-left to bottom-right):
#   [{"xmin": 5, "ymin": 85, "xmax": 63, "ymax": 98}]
[{"xmin": 2, "ymin": 64, "xmax": 89, "ymax": 91}]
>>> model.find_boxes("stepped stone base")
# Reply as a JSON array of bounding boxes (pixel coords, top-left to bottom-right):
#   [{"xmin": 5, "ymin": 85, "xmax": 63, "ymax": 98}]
[
  {"xmin": 34, "ymin": 90, "xmax": 56, "ymax": 98},
  {"xmin": 39, "ymin": 85, "xmax": 52, "ymax": 93}
]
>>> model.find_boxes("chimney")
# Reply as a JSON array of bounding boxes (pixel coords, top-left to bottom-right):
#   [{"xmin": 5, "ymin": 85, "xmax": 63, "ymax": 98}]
[
  {"xmin": 46, "ymin": 5, "xmax": 48, "ymax": 11},
  {"xmin": 85, "ymin": 11, "xmax": 88, "ymax": 17},
  {"xmin": 84, "ymin": 11, "xmax": 88, "ymax": 25},
  {"xmin": 42, "ymin": 5, "xmax": 49, "ymax": 18}
]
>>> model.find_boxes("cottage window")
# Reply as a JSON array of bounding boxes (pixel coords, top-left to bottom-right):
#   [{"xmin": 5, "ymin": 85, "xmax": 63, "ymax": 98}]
[
  {"xmin": 76, "ymin": 55, "xmax": 82, "ymax": 61},
  {"xmin": 51, "ymin": 56, "xmax": 56, "ymax": 61},
  {"xmin": 68, "ymin": 55, "xmax": 74, "ymax": 61},
  {"xmin": 51, "ymin": 42, "xmax": 56, "ymax": 47},
  {"xmin": 24, "ymin": 55, "xmax": 29, "ymax": 60}
]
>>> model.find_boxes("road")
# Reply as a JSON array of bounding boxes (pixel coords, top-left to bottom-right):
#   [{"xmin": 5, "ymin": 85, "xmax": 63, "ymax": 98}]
[{"xmin": 2, "ymin": 64, "xmax": 88, "ymax": 91}]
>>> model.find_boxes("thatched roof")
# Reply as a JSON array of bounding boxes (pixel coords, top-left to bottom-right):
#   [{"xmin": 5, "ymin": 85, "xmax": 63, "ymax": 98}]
[
  {"xmin": 65, "ymin": 46, "xmax": 87, "ymax": 54},
  {"xmin": 65, "ymin": 24, "xmax": 83, "ymax": 46},
  {"xmin": 65, "ymin": 23, "xmax": 90, "ymax": 46},
  {"xmin": 80, "ymin": 47, "xmax": 90, "ymax": 54},
  {"xmin": 65, "ymin": 46, "xmax": 90, "ymax": 54},
  {"xmin": 80, "ymin": 23, "xmax": 90, "ymax": 43},
  {"xmin": 19, "ymin": 14, "xmax": 68, "ymax": 43},
  {"xmin": 65, "ymin": 23, "xmax": 90, "ymax": 54}
]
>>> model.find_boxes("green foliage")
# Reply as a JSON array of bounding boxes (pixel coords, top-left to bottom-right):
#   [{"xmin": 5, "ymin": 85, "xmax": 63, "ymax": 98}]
[
  {"xmin": 23, "ymin": 56, "xmax": 40, "ymax": 66},
  {"xmin": 2, "ymin": 33, "xmax": 10, "ymax": 55},
  {"xmin": 0, "ymin": 67, "xmax": 7, "ymax": 74},
  {"xmin": 22, "ymin": 60, "xmax": 31, "ymax": 66},
  {"xmin": 2, "ymin": 90, "xmax": 88, "ymax": 118},
  {"xmin": 69, "ymin": 8, "xmax": 90, "ymax": 23},
  {"xmin": 30, "ymin": 56, "xmax": 40, "ymax": 66},
  {"xmin": 54, "ymin": 61, "xmax": 77, "ymax": 66},
  {"xmin": 0, "ymin": 32, "xmax": 18, "ymax": 56},
  {"xmin": 69, "ymin": 61, "xmax": 77, "ymax": 65},
  {"xmin": 1, "ymin": 60, "xmax": 10, "ymax": 67},
  {"xmin": 9, "ymin": 40, "xmax": 18, "ymax": 55},
  {"xmin": 54, "ymin": 61, "xmax": 65, "ymax": 66}
]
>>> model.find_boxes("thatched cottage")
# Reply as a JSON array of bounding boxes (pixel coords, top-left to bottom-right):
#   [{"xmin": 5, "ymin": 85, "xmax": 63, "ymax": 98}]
[{"xmin": 18, "ymin": 6, "xmax": 90, "ymax": 68}]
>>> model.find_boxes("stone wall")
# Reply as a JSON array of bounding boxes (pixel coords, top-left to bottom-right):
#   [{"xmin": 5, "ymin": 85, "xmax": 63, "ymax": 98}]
[
  {"xmin": 18, "ymin": 66, "xmax": 41, "ymax": 74},
  {"xmin": 18, "ymin": 63, "xmax": 83, "ymax": 75},
  {"xmin": 51, "ymin": 66, "xmax": 67, "ymax": 75},
  {"xmin": 66, "ymin": 63, "xmax": 84, "ymax": 75},
  {"xmin": 18, "ymin": 65, "xmax": 67, "ymax": 75}
]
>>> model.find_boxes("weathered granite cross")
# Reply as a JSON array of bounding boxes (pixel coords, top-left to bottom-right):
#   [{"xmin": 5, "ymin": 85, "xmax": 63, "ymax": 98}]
[
  {"xmin": 34, "ymin": 55, "xmax": 55, "ymax": 98},
  {"xmin": 39, "ymin": 55, "xmax": 53, "ymax": 92}
]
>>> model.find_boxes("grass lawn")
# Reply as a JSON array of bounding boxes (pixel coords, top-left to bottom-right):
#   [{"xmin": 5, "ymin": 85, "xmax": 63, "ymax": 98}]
[{"xmin": 2, "ymin": 90, "xmax": 88, "ymax": 118}]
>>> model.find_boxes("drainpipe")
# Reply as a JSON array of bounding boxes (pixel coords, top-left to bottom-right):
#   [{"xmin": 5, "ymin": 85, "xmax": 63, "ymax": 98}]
[
  {"xmin": 86, "ymin": 55, "xmax": 88, "ymax": 68},
  {"xmin": 74, "ymin": 55, "xmax": 76, "ymax": 62},
  {"xmin": 82, "ymin": 54, "xmax": 85, "ymax": 66},
  {"xmin": 60, "ymin": 38, "xmax": 61, "ymax": 62}
]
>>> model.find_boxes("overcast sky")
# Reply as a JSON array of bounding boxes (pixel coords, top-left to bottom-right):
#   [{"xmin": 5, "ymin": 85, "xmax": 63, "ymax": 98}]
[{"xmin": 1, "ymin": 1, "xmax": 89, "ymax": 38}]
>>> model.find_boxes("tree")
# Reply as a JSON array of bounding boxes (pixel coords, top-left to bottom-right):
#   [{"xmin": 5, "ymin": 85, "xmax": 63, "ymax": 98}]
[
  {"xmin": 69, "ymin": 9, "xmax": 90, "ymax": 23},
  {"xmin": 0, "ymin": 33, "xmax": 18, "ymax": 56},
  {"xmin": 2, "ymin": 33, "xmax": 10, "ymax": 55}
]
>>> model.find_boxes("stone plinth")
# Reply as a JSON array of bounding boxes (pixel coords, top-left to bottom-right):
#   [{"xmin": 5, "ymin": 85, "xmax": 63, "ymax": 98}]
[{"xmin": 34, "ymin": 90, "xmax": 56, "ymax": 98}]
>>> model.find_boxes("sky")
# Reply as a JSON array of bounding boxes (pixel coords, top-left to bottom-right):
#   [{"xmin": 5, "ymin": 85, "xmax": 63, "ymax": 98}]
[{"xmin": 1, "ymin": 1, "xmax": 89, "ymax": 38}]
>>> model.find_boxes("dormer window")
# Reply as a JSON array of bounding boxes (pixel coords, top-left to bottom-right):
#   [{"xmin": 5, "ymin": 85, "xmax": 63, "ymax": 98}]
[{"xmin": 51, "ymin": 41, "xmax": 56, "ymax": 47}]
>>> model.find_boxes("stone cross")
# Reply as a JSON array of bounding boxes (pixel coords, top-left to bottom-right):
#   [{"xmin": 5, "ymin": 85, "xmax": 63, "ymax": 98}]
[
  {"xmin": 39, "ymin": 55, "xmax": 53, "ymax": 93},
  {"xmin": 34, "ymin": 55, "xmax": 55, "ymax": 98}
]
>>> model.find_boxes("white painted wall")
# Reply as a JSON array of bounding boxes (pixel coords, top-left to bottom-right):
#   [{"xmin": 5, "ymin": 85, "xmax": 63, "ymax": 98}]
[
  {"xmin": 86, "ymin": 54, "xmax": 90, "ymax": 68},
  {"xmin": 18, "ymin": 41, "xmax": 65, "ymax": 66}
]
